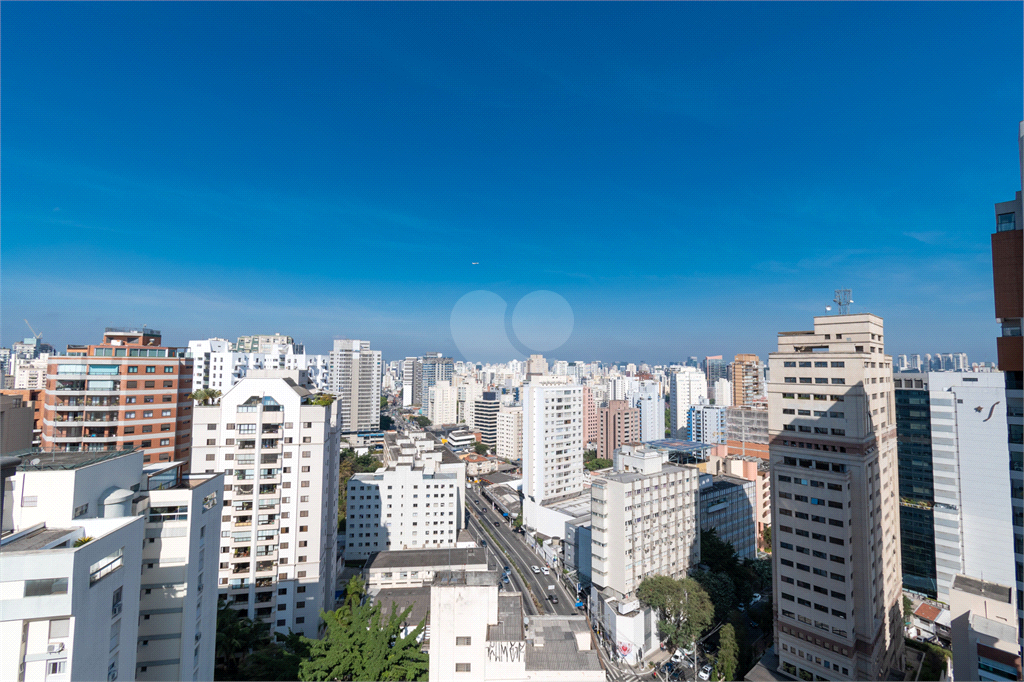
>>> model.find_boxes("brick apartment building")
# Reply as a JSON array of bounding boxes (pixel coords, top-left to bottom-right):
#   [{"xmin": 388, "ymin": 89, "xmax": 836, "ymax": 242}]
[{"xmin": 40, "ymin": 327, "xmax": 194, "ymax": 464}]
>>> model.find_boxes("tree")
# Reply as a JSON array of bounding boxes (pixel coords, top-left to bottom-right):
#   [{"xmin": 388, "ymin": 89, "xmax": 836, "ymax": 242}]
[
  {"xmin": 692, "ymin": 569, "xmax": 736, "ymax": 622},
  {"xmin": 717, "ymin": 624, "xmax": 738, "ymax": 681},
  {"xmin": 761, "ymin": 525, "xmax": 772, "ymax": 549},
  {"xmin": 701, "ymin": 528, "xmax": 739, "ymax": 574},
  {"xmin": 583, "ymin": 449, "xmax": 597, "ymax": 462},
  {"xmin": 235, "ymin": 631, "xmax": 310, "ymax": 681},
  {"xmin": 380, "ymin": 414, "xmax": 395, "ymax": 431},
  {"xmin": 380, "ymin": 396, "xmax": 388, "ymax": 409},
  {"xmin": 637, "ymin": 576, "xmax": 714, "ymax": 654},
  {"xmin": 473, "ymin": 442, "xmax": 488, "ymax": 455},
  {"xmin": 216, "ymin": 599, "xmax": 271, "ymax": 679},
  {"xmin": 412, "ymin": 416, "xmax": 431, "ymax": 428},
  {"xmin": 299, "ymin": 575, "xmax": 428, "ymax": 681},
  {"xmin": 585, "ymin": 458, "xmax": 613, "ymax": 471},
  {"xmin": 189, "ymin": 388, "xmax": 223, "ymax": 405},
  {"xmin": 513, "ymin": 511, "xmax": 523, "ymax": 529},
  {"xmin": 903, "ymin": 595, "xmax": 914, "ymax": 623},
  {"xmin": 750, "ymin": 558, "xmax": 771, "ymax": 592}
]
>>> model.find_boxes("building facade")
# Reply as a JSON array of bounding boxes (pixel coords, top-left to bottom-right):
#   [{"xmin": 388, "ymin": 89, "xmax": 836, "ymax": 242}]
[
  {"xmin": 731, "ymin": 353, "xmax": 763, "ymax": 407},
  {"xmin": 689, "ymin": 404, "xmax": 727, "ymax": 445},
  {"xmin": 495, "ymin": 406, "xmax": 523, "ymax": 461},
  {"xmin": 768, "ymin": 313, "xmax": 904, "ymax": 682},
  {"xmin": 597, "ymin": 399, "xmax": 641, "ymax": 459},
  {"xmin": 473, "ymin": 392, "xmax": 500, "ymax": 445},
  {"xmin": 698, "ymin": 473, "xmax": 757, "ymax": 560},
  {"xmin": 522, "ymin": 377, "xmax": 584, "ymax": 510},
  {"xmin": 992, "ymin": 121, "xmax": 1024, "ymax": 641},
  {"xmin": 190, "ymin": 370, "xmax": 340, "ymax": 639},
  {"xmin": 41, "ymin": 328, "xmax": 194, "ymax": 464},
  {"xmin": 328, "ymin": 339, "xmax": 382, "ymax": 436},
  {"xmin": 669, "ymin": 368, "xmax": 707, "ymax": 439}
]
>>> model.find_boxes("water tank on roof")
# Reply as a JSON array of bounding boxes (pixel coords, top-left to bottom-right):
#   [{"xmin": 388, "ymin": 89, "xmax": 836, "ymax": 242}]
[{"xmin": 101, "ymin": 487, "xmax": 134, "ymax": 518}]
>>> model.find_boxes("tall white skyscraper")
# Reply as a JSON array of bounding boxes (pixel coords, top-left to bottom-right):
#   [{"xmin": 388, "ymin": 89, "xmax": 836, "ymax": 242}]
[
  {"xmin": 427, "ymin": 379, "xmax": 458, "ymax": 426},
  {"xmin": 627, "ymin": 379, "xmax": 665, "ymax": 442},
  {"xmin": 669, "ymin": 368, "xmax": 707, "ymax": 438},
  {"xmin": 329, "ymin": 339, "xmax": 382, "ymax": 435},
  {"xmin": 401, "ymin": 357, "xmax": 417, "ymax": 407},
  {"xmin": 522, "ymin": 376, "xmax": 584, "ymax": 518}
]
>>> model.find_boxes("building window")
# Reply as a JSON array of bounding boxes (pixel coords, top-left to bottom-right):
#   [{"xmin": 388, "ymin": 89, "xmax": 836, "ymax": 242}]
[
  {"xmin": 164, "ymin": 366, "xmax": 174, "ymax": 373},
  {"xmin": 456, "ymin": 636, "xmax": 472, "ymax": 645},
  {"xmin": 455, "ymin": 663, "xmax": 471, "ymax": 672},
  {"xmin": 146, "ymin": 366, "xmax": 156, "ymax": 373},
  {"xmin": 997, "ymin": 212, "xmax": 1016, "ymax": 232}
]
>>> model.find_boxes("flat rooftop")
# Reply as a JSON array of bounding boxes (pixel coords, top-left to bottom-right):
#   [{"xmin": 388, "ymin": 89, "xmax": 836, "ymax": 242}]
[
  {"xmin": 489, "ymin": 593, "xmax": 524, "ymax": 642},
  {"xmin": 366, "ymin": 547, "xmax": 488, "ymax": 570},
  {"xmin": 952, "ymin": 574, "xmax": 1013, "ymax": 604},
  {"xmin": 645, "ymin": 439, "xmax": 716, "ymax": 455},
  {"xmin": 1, "ymin": 526, "xmax": 78, "ymax": 551},
  {"xmin": 433, "ymin": 570, "xmax": 500, "ymax": 587},
  {"xmin": 525, "ymin": 616, "xmax": 601, "ymax": 672},
  {"xmin": 702, "ymin": 474, "xmax": 753, "ymax": 493},
  {"xmin": 598, "ymin": 462, "xmax": 693, "ymax": 485},
  {"xmin": 480, "ymin": 472, "xmax": 519, "ymax": 485},
  {"xmin": 372, "ymin": 587, "xmax": 431, "ymax": 630},
  {"xmin": 12, "ymin": 447, "xmax": 137, "ymax": 471}
]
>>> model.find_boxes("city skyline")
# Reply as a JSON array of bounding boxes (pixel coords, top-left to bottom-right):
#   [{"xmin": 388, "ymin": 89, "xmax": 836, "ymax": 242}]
[{"xmin": 3, "ymin": 2, "xmax": 1020, "ymax": 363}]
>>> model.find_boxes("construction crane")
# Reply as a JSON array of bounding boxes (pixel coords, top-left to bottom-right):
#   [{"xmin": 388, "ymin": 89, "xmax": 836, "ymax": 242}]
[{"xmin": 24, "ymin": 320, "xmax": 42, "ymax": 339}]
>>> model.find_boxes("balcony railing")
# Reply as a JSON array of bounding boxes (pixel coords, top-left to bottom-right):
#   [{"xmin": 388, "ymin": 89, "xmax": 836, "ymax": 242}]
[{"xmin": 255, "ymin": 578, "xmax": 273, "ymax": 588}]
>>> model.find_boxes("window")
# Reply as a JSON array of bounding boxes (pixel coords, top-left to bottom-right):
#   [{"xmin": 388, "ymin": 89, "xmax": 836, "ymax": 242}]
[
  {"xmin": 48, "ymin": 660, "xmax": 68, "ymax": 675},
  {"xmin": 128, "ymin": 366, "xmax": 139, "ymax": 373},
  {"xmin": 831, "ymin": 428, "xmax": 845, "ymax": 436},
  {"xmin": 89, "ymin": 547, "xmax": 124, "ymax": 584},
  {"xmin": 831, "ymin": 609, "xmax": 846, "ymax": 619},
  {"xmin": 25, "ymin": 578, "xmax": 68, "ymax": 597},
  {"xmin": 997, "ymin": 212, "xmax": 1016, "ymax": 232},
  {"xmin": 163, "ymin": 380, "xmax": 173, "ymax": 388},
  {"xmin": 127, "ymin": 381, "xmax": 138, "ymax": 389},
  {"xmin": 785, "ymin": 377, "xmax": 797, "ymax": 384},
  {"xmin": 455, "ymin": 664, "xmax": 471, "ymax": 672},
  {"xmin": 456, "ymin": 636, "xmax": 472, "ymax": 645},
  {"xmin": 164, "ymin": 366, "xmax": 174, "ymax": 373},
  {"xmin": 146, "ymin": 366, "xmax": 156, "ymax": 373},
  {"xmin": 831, "ymin": 378, "xmax": 845, "ymax": 385}
]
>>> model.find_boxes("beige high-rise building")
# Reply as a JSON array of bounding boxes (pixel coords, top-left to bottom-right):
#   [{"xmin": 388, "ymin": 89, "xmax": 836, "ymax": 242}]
[
  {"xmin": 731, "ymin": 353, "xmax": 763, "ymax": 407},
  {"xmin": 495, "ymin": 406, "xmax": 523, "ymax": 460},
  {"xmin": 525, "ymin": 354, "xmax": 548, "ymax": 377},
  {"xmin": 768, "ymin": 313, "xmax": 903, "ymax": 682},
  {"xmin": 597, "ymin": 399, "xmax": 640, "ymax": 459},
  {"xmin": 328, "ymin": 339, "xmax": 382, "ymax": 436}
]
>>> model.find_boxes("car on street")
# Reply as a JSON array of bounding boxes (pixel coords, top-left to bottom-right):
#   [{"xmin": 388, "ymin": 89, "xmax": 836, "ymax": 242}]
[
  {"xmin": 671, "ymin": 650, "xmax": 685, "ymax": 663},
  {"xmin": 494, "ymin": 521, "xmax": 500, "ymax": 527},
  {"xmin": 699, "ymin": 664, "xmax": 713, "ymax": 680},
  {"xmin": 502, "ymin": 576, "xmax": 509, "ymax": 584},
  {"xmin": 551, "ymin": 595, "xmax": 559, "ymax": 604},
  {"xmin": 738, "ymin": 604, "xmax": 745, "ymax": 612},
  {"xmin": 750, "ymin": 593, "xmax": 762, "ymax": 604},
  {"xmin": 481, "ymin": 540, "xmax": 487, "ymax": 547},
  {"xmin": 542, "ymin": 566, "xmax": 550, "ymax": 575},
  {"xmin": 504, "ymin": 566, "xmax": 510, "ymax": 573},
  {"xmin": 531, "ymin": 565, "xmax": 541, "ymax": 573}
]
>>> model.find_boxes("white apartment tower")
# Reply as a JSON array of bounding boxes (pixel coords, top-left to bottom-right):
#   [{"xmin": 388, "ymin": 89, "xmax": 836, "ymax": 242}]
[
  {"xmin": 522, "ymin": 377, "xmax": 584, "ymax": 511},
  {"xmin": 590, "ymin": 444, "xmax": 701, "ymax": 660},
  {"xmin": 768, "ymin": 314, "xmax": 904, "ymax": 682},
  {"xmin": 329, "ymin": 339, "xmax": 382, "ymax": 436},
  {"xmin": 344, "ymin": 432, "xmax": 466, "ymax": 561},
  {"xmin": 496, "ymin": 406, "xmax": 523, "ymax": 460},
  {"xmin": 191, "ymin": 370, "xmax": 340, "ymax": 640},
  {"xmin": 669, "ymin": 368, "xmax": 707, "ymax": 439},
  {"xmin": 427, "ymin": 379, "xmax": 458, "ymax": 426}
]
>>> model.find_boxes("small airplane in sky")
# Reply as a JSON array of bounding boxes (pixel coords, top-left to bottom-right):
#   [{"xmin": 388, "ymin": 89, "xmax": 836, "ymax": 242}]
[{"xmin": 471, "ymin": 262, "xmax": 479, "ymax": 265}]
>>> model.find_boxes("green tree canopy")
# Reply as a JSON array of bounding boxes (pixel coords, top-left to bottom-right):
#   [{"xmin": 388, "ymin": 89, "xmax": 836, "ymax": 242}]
[
  {"xmin": 216, "ymin": 599, "xmax": 271, "ymax": 679},
  {"xmin": 412, "ymin": 416, "xmax": 431, "ymax": 428},
  {"xmin": 717, "ymin": 623, "xmax": 738, "ymax": 681},
  {"xmin": 637, "ymin": 576, "xmax": 714, "ymax": 654},
  {"xmin": 380, "ymin": 414, "xmax": 396, "ymax": 431},
  {"xmin": 761, "ymin": 525, "xmax": 772, "ymax": 549},
  {"xmin": 701, "ymin": 528, "xmax": 739, "ymax": 574},
  {"xmin": 299, "ymin": 575, "xmax": 428, "ymax": 681},
  {"xmin": 585, "ymin": 458, "xmax": 613, "ymax": 471},
  {"xmin": 583, "ymin": 449, "xmax": 598, "ymax": 462},
  {"xmin": 473, "ymin": 442, "xmax": 488, "ymax": 455},
  {"xmin": 692, "ymin": 569, "xmax": 737, "ymax": 623},
  {"xmin": 189, "ymin": 388, "xmax": 223, "ymax": 405}
]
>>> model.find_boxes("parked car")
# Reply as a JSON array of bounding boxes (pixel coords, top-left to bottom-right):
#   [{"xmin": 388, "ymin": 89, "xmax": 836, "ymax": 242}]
[
  {"xmin": 699, "ymin": 664, "xmax": 713, "ymax": 680},
  {"xmin": 502, "ymin": 576, "xmax": 509, "ymax": 584},
  {"xmin": 542, "ymin": 566, "xmax": 550, "ymax": 575},
  {"xmin": 671, "ymin": 650, "xmax": 685, "ymax": 663},
  {"xmin": 750, "ymin": 593, "xmax": 762, "ymax": 604},
  {"xmin": 481, "ymin": 540, "xmax": 487, "ymax": 547},
  {"xmin": 531, "ymin": 565, "xmax": 541, "ymax": 574},
  {"xmin": 504, "ymin": 565, "xmax": 510, "ymax": 573}
]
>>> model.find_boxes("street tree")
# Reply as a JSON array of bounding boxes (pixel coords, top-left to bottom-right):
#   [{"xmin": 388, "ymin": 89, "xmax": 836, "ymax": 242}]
[
  {"xmin": 692, "ymin": 569, "xmax": 736, "ymax": 622},
  {"xmin": 717, "ymin": 624, "xmax": 738, "ymax": 681},
  {"xmin": 636, "ymin": 576, "xmax": 714, "ymax": 654}
]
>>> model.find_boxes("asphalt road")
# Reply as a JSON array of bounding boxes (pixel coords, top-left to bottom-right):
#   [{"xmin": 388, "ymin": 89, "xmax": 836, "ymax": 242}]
[{"xmin": 466, "ymin": 485, "xmax": 579, "ymax": 616}]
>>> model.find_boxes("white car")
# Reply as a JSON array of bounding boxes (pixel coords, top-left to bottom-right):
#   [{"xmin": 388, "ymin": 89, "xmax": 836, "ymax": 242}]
[
  {"xmin": 542, "ymin": 566, "xmax": 550, "ymax": 575},
  {"xmin": 531, "ymin": 566, "xmax": 541, "ymax": 574},
  {"xmin": 671, "ymin": 650, "xmax": 686, "ymax": 663},
  {"xmin": 750, "ymin": 593, "xmax": 762, "ymax": 604},
  {"xmin": 699, "ymin": 664, "xmax": 713, "ymax": 680}
]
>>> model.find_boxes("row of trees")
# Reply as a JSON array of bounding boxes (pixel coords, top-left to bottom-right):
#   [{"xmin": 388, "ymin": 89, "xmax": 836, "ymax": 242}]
[
  {"xmin": 583, "ymin": 449, "xmax": 612, "ymax": 471},
  {"xmin": 216, "ymin": 576, "xmax": 428, "ymax": 681}
]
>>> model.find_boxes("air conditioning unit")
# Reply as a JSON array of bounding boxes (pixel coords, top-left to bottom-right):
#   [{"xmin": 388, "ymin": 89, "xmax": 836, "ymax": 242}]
[
  {"xmin": 47, "ymin": 643, "xmax": 64, "ymax": 654},
  {"xmin": 112, "ymin": 603, "xmax": 122, "ymax": 617}
]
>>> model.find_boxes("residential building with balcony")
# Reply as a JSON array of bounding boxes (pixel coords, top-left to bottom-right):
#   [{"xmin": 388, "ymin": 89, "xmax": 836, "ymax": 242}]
[
  {"xmin": 597, "ymin": 400, "xmax": 641, "ymax": 459},
  {"xmin": 188, "ymin": 338, "xmax": 331, "ymax": 395},
  {"xmin": 949, "ymin": 574, "xmax": 1021, "ymax": 682},
  {"xmin": 522, "ymin": 377, "xmax": 584, "ymax": 528},
  {"xmin": 731, "ymin": 354, "xmax": 764, "ymax": 407},
  {"xmin": 689, "ymin": 403, "xmax": 727, "ymax": 445},
  {"xmin": 40, "ymin": 328, "xmax": 194, "ymax": 465},
  {"xmin": 768, "ymin": 313, "xmax": 904, "ymax": 682},
  {"xmin": 189, "ymin": 370, "xmax": 340, "ymax": 639},
  {"xmin": 669, "ymin": 368, "xmax": 706, "ymax": 439},
  {"xmin": 589, "ymin": 444, "xmax": 701, "ymax": 663}
]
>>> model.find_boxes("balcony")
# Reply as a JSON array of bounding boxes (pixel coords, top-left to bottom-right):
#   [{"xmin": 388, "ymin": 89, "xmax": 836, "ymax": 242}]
[
  {"xmin": 234, "ymin": 517, "xmax": 253, "ymax": 527},
  {"xmin": 255, "ymin": 592, "xmax": 273, "ymax": 604},
  {"xmin": 228, "ymin": 580, "xmax": 250, "ymax": 590},
  {"xmin": 255, "ymin": 561, "xmax": 276, "ymax": 573},
  {"xmin": 233, "ymin": 548, "xmax": 251, "ymax": 558},
  {"xmin": 258, "ymin": 485, "xmax": 278, "ymax": 496},
  {"xmin": 234, "ymin": 503, "xmax": 254, "ymax": 512},
  {"xmin": 232, "ymin": 564, "xmax": 251, "ymax": 574},
  {"xmin": 255, "ymin": 577, "xmax": 274, "ymax": 588},
  {"xmin": 235, "ymin": 485, "xmax": 254, "ymax": 496}
]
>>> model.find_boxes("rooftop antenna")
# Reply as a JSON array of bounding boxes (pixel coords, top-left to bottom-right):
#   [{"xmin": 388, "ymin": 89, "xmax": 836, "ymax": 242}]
[{"xmin": 833, "ymin": 289, "xmax": 853, "ymax": 315}]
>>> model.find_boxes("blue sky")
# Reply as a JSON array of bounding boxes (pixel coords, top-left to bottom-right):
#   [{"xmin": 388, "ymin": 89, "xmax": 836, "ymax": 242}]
[{"xmin": 3, "ymin": 2, "xmax": 1020, "ymax": 365}]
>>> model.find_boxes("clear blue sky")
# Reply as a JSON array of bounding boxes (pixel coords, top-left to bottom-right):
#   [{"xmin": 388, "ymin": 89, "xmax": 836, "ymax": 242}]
[{"xmin": 3, "ymin": 2, "xmax": 1020, "ymax": 365}]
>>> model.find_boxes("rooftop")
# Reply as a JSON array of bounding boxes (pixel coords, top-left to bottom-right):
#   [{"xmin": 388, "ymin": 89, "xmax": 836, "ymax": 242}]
[
  {"xmin": 913, "ymin": 602, "xmax": 943, "ymax": 623},
  {"xmin": 597, "ymin": 462, "xmax": 693, "ymax": 485},
  {"xmin": 432, "ymin": 570, "xmax": 500, "ymax": 587},
  {"xmin": 525, "ymin": 616, "xmax": 601, "ymax": 672},
  {"xmin": 1, "ymin": 525, "xmax": 79, "ymax": 551},
  {"xmin": 744, "ymin": 648, "xmax": 791, "ymax": 682},
  {"xmin": 702, "ymin": 474, "xmax": 754, "ymax": 494},
  {"xmin": 372, "ymin": 587, "xmax": 431, "ymax": 630},
  {"xmin": 952, "ymin": 574, "xmax": 1013, "ymax": 604},
  {"xmin": 479, "ymin": 472, "xmax": 520, "ymax": 485},
  {"xmin": 489, "ymin": 593, "xmax": 524, "ymax": 642},
  {"xmin": 11, "ymin": 447, "xmax": 137, "ymax": 471},
  {"xmin": 366, "ymin": 547, "xmax": 488, "ymax": 570}
]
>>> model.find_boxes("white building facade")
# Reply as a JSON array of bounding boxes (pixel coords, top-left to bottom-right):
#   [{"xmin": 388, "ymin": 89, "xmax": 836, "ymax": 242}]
[
  {"xmin": 328, "ymin": 339, "xmax": 382, "ymax": 436},
  {"xmin": 522, "ymin": 377, "xmax": 585, "ymax": 515},
  {"xmin": 191, "ymin": 370, "xmax": 340, "ymax": 639},
  {"xmin": 669, "ymin": 368, "xmax": 707, "ymax": 439},
  {"xmin": 496, "ymin": 406, "xmax": 523, "ymax": 461}
]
